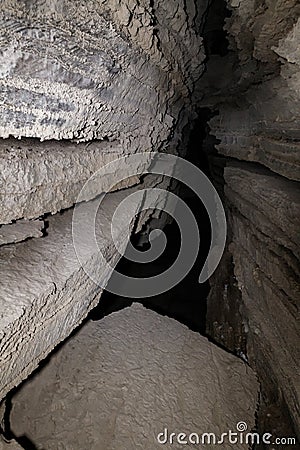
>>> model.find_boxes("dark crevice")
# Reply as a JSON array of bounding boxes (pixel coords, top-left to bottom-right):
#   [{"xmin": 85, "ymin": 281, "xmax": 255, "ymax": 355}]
[
  {"xmin": 1, "ymin": 395, "xmax": 38, "ymax": 450},
  {"xmin": 90, "ymin": 191, "xmax": 211, "ymax": 335},
  {"xmin": 90, "ymin": 104, "xmax": 215, "ymax": 335},
  {"xmin": 202, "ymin": 0, "xmax": 231, "ymax": 57}
]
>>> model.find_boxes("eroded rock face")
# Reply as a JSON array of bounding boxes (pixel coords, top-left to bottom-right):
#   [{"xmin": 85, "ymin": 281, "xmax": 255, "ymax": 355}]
[
  {"xmin": 0, "ymin": 177, "xmax": 170, "ymax": 401},
  {"xmin": 0, "ymin": 0, "xmax": 299, "ymax": 444},
  {"xmin": 0, "ymin": 0, "xmax": 206, "ymax": 151},
  {"xmin": 0, "ymin": 436, "xmax": 23, "ymax": 450},
  {"xmin": 225, "ymin": 163, "xmax": 299, "ymax": 421},
  {"xmin": 209, "ymin": 11, "xmax": 300, "ymax": 181},
  {"xmin": 0, "ymin": 219, "xmax": 44, "ymax": 245},
  {"xmin": 10, "ymin": 304, "xmax": 259, "ymax": 450},
  {"xmin": 205, "ymin": 1, "xmax": 300, "ymax": 438},
  {"xmin": 0, "ymin": 0, "xmax": 207, "ymax": 404},
  {"xmin": 0, "ymin": 138, "xmax": 140, "ymax": 224},
  {"xmin": 0, "ymin": 0, "xmax": 207, "ymax": 252}
]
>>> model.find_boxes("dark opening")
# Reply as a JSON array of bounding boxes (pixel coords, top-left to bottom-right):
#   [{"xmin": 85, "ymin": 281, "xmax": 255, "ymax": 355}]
[
  {"xmin": 90, "ymin": 109, "xmax": 215, "ymax": 335},
  {"xmin": 202, "ymin": 0, "xmax": 231, "ymax": 57}
]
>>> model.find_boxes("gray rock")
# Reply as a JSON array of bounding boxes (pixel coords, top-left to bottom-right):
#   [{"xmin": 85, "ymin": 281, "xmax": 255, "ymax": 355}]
[
  {"xmin": 0, "ymin": 138, "xmax": 139, "ymax": 225},
  {"xmin": 205, "ymin": 4, "xmax": 300, "ymax": 437},
  {"xmin": 0, "ymin": 219, "xmax": 44, "ymax": 245},
  {"xmin": 0, "ymin": 0, "xmax": 205, "ymax": 154},
  {"xmin": 0, "ymin": 180, "xmax": 167, "ymax": 401},
  {"xmin": 223, "ymin": 163, "xmax": 300, "ymax": 436},
  {"xmin": 0, "ymin": 437, "xmax": 23, "ymax": 450},
  {"xmin": 10, "ymin": 304, "xmax": 259, "ymax": 450}
]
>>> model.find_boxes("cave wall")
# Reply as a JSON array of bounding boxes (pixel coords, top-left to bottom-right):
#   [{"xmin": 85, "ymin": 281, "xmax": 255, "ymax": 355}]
[
  {"xmin": 0, "ymin": 0, "xmax": 299, "ymax": 443},
  {"xmin": 0, "ymin": 0, "xmax": 206, "ymax": 146},
  {"xmin": 205, "ymin": 0, "xmax": 300, "ymax": 438},
  {"xmin": 0, "ymin": 0, "xmax": 209, "ymax": 226},
  {"xmin": 0, "ymin": 0, "xmax": 208, "ymax": 403}
]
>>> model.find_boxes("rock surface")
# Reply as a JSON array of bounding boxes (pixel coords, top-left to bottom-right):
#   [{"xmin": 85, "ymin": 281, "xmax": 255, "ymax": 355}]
[
  {"xmin": 0, "ymin": 179, "xmax": 167, "ymax": 401},
  {"xmin": 0, "ymin": 137, "xmax": 140, "ymax": 225},
  {"xmin": 0, "ymin": 437, "xmax": 23, "ymax": 450},
  {"xmin": 0, "ymin": 0, "xmax": 206, "ymax": 156},
  {"xmin": 0, "ymin": 0, "xmax": 204, "ymax": 401},
  {"xmin": 0, "ymin": 0, "xmax": 206, "ymax": 407},
  {"xmin": 209, "ymin": 13, "xmax": 300, "ymax": 181},
  {"xmin": 205, "ymin": 1, "xmax": 300, "ymax": 439},
  {"xmin": 0, "ymin": 219, "xmax": 44, "ymax": 246},
  {"xmin": 10, "ymin": 304, "xmax": 259, "ymax": 450},
  {"xmin": 0, "ymin": 0, "xmax": 299, "ymax": 445},
  {"xmin": 225, "ymin": 163, "xmax": 300, "ymax": 427}
]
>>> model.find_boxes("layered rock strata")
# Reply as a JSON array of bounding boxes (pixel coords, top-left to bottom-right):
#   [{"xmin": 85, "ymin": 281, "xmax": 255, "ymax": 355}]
[
  {"xmin": 0, "ymin": 0, "xmax": 206, "ymax": 404},
  {"xmin": 0, "ymin": 178, "xmax": 170, "ymax": 402},
  {"xmin": 0, "ymin": 137, "xmax": 140, "ymax": 225},
  {"xmin": 206, "ymin": 1, "xmax": 300, "ymax": 438},
  {"xmin": 0, "ymin": 0, "xmax": 206, "ymax": 151},
  {"xmin": 0, "ymin": 219, "xmax": 44, "ymax": 246}
]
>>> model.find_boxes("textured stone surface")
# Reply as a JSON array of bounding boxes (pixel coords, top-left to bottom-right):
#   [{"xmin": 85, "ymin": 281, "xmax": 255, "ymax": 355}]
[
  {"xmin": 0, "ymin": 0, "xmax": 206, "ymax": 409},
  {"xmin": 210, "ymin": 107, "xmax": 300, "ymax": 181},
  {"xmin": 207, "ymin": 160, "xmax": 300, "ymax": 435},
  {"xmin": 223, "ymin": 163, "xmax": 300, "ymax": 434},
  {"xmin": 0, "ymin": 137, "xmax": 141, "ymax": 225},
  {"xmin": 209, "ymin": 13, "xmax": 300, "ymax": 181},
  {"xmin": 10, "ymin": 304, "xmax": 258, "ymax": 450},
  {"xmin": 0, "ymin": 0, "xmax": 206, "ymax": 157},
  {"xmin": 0, "ymin": 219, "xmax": 44, "ymax": 246},
  {"xmin": 0, "ymin": 437, "xmax": 23, "ymax": 450},
  {"xmin": 0, "ymin": 0, "xmax": 298, "ymax": 444},
  {"xmin": 226, "ymin": 0, "xmax": 300, "ymax": 69},
  {"xmin": 205, "ymin": 1, "xmax": 300, "ymax": 439},
  {"xmin": 0, "ymin": 179, "xmax": 166, "ymax": 402}
]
